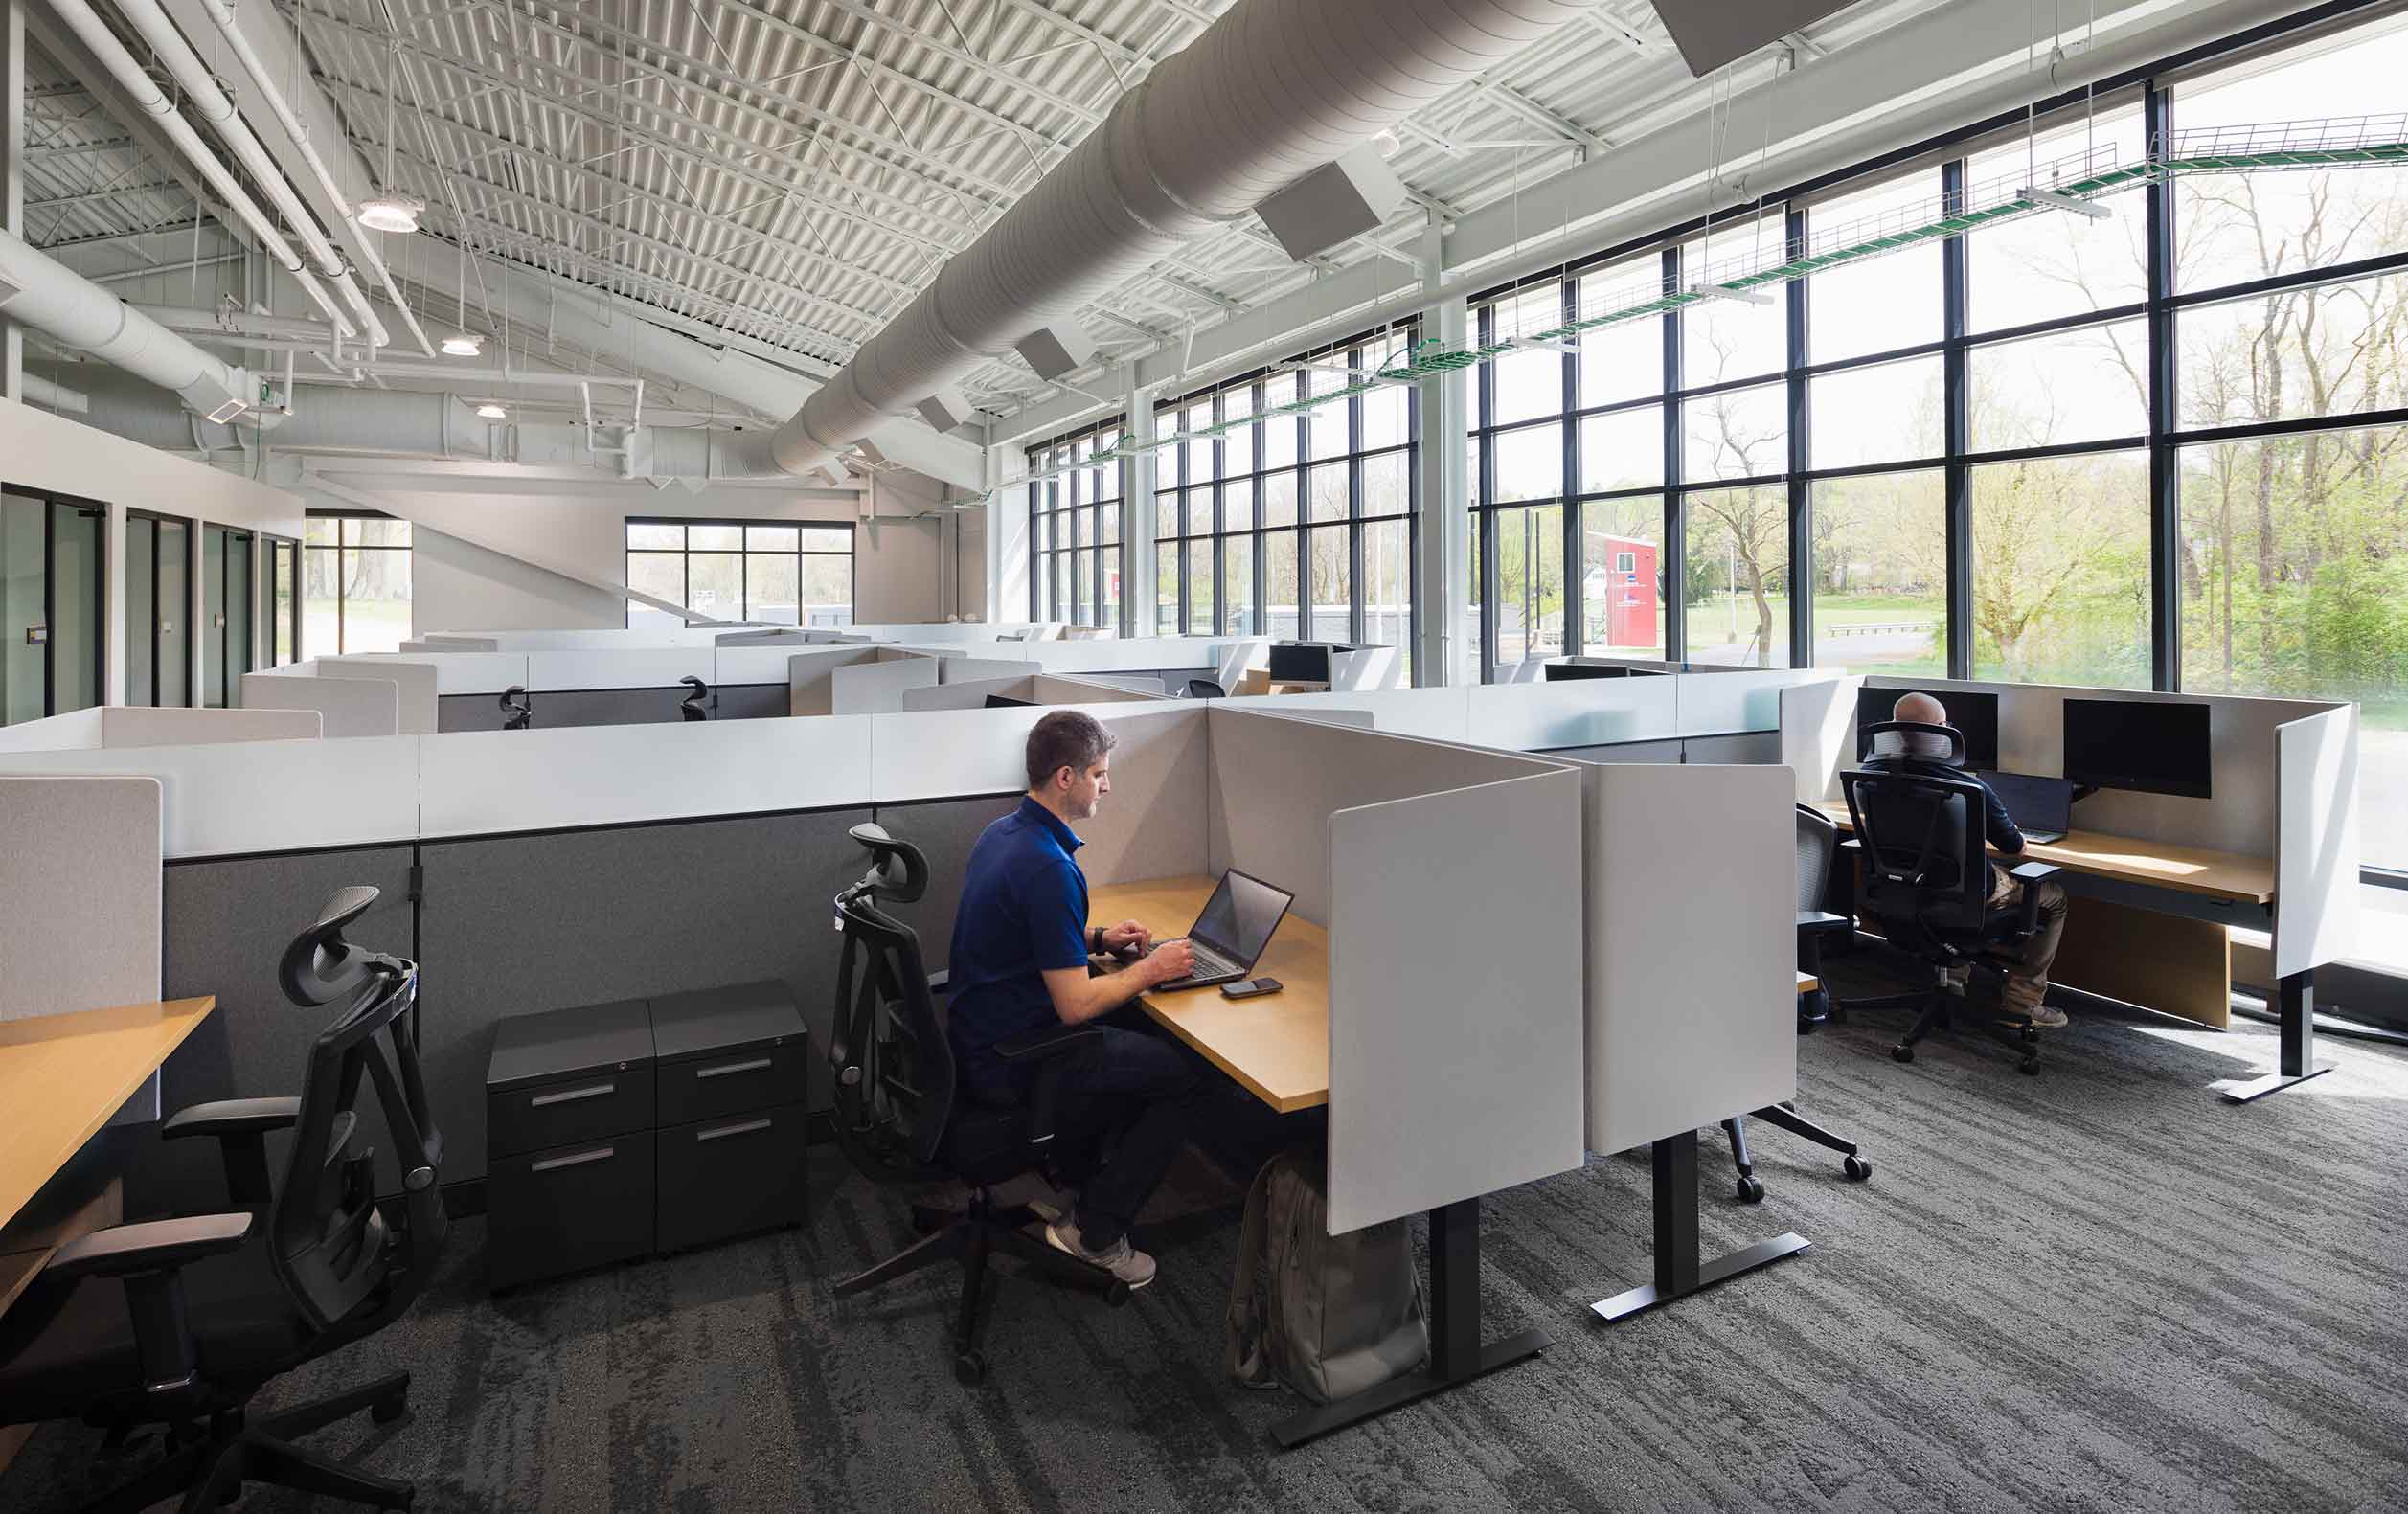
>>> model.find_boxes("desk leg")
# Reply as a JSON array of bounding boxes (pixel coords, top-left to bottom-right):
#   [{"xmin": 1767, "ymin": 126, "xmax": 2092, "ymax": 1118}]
[
  {"xmin": 2214, "ymin": 968, "xmax": 2335, "ymax": 1103},
  {"xmin": 1590, "ymin": 1130, "xmax": 1809, "ymax": 1322},
  {"xmin": 1269, "ymin": 1197, "xmax": 1550, "ymax": 1448}
]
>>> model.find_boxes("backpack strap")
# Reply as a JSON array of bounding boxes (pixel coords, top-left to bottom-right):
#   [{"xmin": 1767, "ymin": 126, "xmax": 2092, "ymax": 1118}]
[{"xmin": 1225, "ymin": 1150, "xmax": 1281, "ymax": 1387}]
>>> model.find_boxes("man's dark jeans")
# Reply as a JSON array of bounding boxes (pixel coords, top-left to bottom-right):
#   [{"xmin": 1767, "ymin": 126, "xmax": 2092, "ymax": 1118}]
[{"xmin": 1044, "ymin": 1009, "xmax": 1207, "ymax": 1251}]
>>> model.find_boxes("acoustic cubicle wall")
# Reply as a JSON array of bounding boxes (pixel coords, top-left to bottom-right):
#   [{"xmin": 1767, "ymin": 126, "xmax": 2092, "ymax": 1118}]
[
  {"xmin": 0, "ymin": 706, "xmax": 322, "ymax": 752},
  {"xmin": 0, "ymin": 699, "xmax": 1591, "ymax": 1239},
  {"xmin": 239, "ymin": 670, "xmax": 398, "ymax": 738},
  {"xmin": 0, "ymin": 776, "xmax": 162, "ymax": 1023}
]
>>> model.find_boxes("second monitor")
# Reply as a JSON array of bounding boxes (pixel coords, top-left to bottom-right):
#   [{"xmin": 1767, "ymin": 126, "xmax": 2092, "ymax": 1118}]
[
  {"xmin": 1856, "ymin": 686, "xmax": 2000, "ymax": 770},
  {"xmin": 1267, "ymin": 643, "xmax": 1334, "ymax": 685}
]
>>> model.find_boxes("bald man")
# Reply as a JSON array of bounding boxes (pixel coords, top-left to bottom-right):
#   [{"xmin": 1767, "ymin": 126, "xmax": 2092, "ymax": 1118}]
[{"xmin": 1866, "ymin": 691, "xmax": 2070, "ymax": 1028}]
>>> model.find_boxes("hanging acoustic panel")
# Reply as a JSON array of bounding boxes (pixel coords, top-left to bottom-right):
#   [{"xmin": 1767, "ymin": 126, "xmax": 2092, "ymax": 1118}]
[{"xmin": 1647, "ymin": 0, "xmax": 1853, "ymax": 76}]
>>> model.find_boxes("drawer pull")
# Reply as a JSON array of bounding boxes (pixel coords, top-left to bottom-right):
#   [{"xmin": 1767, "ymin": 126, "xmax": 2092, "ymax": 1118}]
[
  {"xmin": 531, "ymin": 1145, "xmax": 614, "ymax": 1173},
  {"xmin": 695, "ymin": 1117, "xmax": 773, "ymax": 1143},
  {"xmin": 530, "ymin": 1082, "xmax": 615, "ymax": 1108},
  {"xmin": 694, "ymin": 1056, "xmax": 773, "ymax": 1081}
]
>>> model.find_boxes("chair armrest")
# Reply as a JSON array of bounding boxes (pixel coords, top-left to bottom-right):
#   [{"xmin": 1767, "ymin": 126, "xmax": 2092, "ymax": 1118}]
[
  {"xmin": 1795, "ymin": 911, "xmax": 1851, "ymax": 935},
  {"xmin": 45, "ymin": 1213, "xmax": 254, "ymax": 1282},
  {"xmin": 2008, "ymin": 861, "xmax": 2061, "ymax": 885},
  {"xmin": 925, "ymin": 969, "xmax": 949, "ymax": 996},
  {"xmin": 2007, "ymin": 861, "xmax": 2061, "ymax": 934},
  {"xmin": 994, "ymin": 1025, "xmax": 1102, "ymax": 1147},
  {"xmin": 161, "ymin": 1096, "xmax": 300, "ymax": 1141}
]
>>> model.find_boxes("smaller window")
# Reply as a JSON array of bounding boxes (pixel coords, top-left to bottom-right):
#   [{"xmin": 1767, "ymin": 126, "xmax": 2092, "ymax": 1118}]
[{"xmin": 1616, "ymin": 551, "xmax": 1637, "ymax": 574}]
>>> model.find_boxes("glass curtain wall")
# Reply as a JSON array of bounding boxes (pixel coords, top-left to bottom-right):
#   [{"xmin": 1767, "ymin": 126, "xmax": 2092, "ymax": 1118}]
[
  {"xmin": 268, "ymin": 537, "xmax": 299, "ymax": 665},
  {"xmin": 1154, "ymin": 326, "xmax": 1418, "ymax": 673},
  {"xmin": 201, "ymin": 524, "xmax": 255, "ymax": 708},
  {"xmin": 0, "ymin": 489, "xmax": 104, "ymax": 724},
  {"xmin": 124, "ymin": 511, "xmax": 193, "ymax": 706},
  {"xmin": 1026, "ymin": 418, "xmax": 1125, "ymax": 629}
]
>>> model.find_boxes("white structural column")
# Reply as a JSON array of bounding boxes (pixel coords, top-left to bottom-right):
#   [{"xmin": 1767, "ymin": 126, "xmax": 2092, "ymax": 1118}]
[
  {"xmin": 1, "ymin": 0, "xmax": 23, "ymax": 402},
  {"xmin": 1415, "ymin": 218, "xmax": 1471, "ymax": 685},
  {"xmin": 1124, "ymin": 365, "xmax": 1157, "ymax": 638},
  {"xmin": 986, "ymin": 441, "xmax": 1028, "ymax": 626}
]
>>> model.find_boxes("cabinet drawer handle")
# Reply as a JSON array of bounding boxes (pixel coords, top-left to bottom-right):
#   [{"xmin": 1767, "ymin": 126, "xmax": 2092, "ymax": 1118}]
[
  {"xmin": 695, "ymin": 1118, "xmax": 773, "ymax": 1143},
  {"xmin": 530, "ymin": 1082, "xmax": 614, "ymax": 1107},
  {"xmin": 694, "ymin": 1057, "xmax": 772, "ymax": 1081},
  {"xmin": 531, "ymin": 1145, "xmax": 614, "ymax": 1173}
]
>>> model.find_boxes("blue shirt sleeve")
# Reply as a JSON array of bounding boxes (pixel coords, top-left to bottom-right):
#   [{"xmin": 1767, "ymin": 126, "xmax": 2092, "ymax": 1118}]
[
  {"xmin": 1025, "ymin": 856, "xmax": 1092, "ymax": 972},
  {"xmin": 1972, "ymin": 775, "xmax": 2026, "ymax": 854}
]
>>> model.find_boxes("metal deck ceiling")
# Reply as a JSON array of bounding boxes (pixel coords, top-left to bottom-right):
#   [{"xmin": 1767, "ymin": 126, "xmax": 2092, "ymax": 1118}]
[{"xmin": 16, "ymin": 0, "xmax": 1958, "ymax": 427}]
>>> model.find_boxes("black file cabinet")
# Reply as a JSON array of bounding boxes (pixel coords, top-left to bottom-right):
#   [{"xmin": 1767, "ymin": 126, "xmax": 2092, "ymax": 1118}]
[{"xmin": 484, "ymin": 983, "xmax": 807, "ymax": 1290}]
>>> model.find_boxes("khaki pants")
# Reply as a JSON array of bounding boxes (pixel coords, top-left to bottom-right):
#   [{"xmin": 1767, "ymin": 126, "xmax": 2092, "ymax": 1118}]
[{"xmin": 1975, "ymin": 864, "xmax": 2068, "ymax": 1014}]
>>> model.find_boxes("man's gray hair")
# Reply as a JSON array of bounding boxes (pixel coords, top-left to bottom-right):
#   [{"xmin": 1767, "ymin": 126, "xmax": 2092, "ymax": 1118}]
[{"xmin": 1025, "ymin": 710, "xmax": 1117, "ymax": 790}]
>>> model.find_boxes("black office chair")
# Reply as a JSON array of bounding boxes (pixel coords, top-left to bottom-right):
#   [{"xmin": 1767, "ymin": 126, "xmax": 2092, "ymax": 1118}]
[
  {"xmin": 0, "ymin": 886, "xmax": 447, "ymax": 1512},
  {"xmin": 678, "ymin": 676, "xmax": 712, "ymax": 722},
  {"xmin": 1794, "ymin": 803, "xmax": 1850, "ymax": 1032},
  {"xmin": 499, "ymin": 685, "xmax": 532, "ymax": 731},
  {"xmin": 1184, "ymin": 678, "xmax": 1227, "ymax": 700},
  {"xmin": 826, "ymin": 825, "xmax": 1126, "ymax": 1387},
  {"xmin": 1838, "ymin": 722, "xmax": 2064, "ymax": 1076}
]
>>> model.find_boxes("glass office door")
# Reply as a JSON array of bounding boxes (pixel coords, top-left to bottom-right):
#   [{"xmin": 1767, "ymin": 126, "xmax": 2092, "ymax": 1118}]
[
  {"xmin": 201, "ymin": 524, "xmax": 255, "ymax": 708},
  {"xmin": 0, "ymin": 488, "xmax": 105, "ymax": 724},
  {"xmin": 125, "ymin": 511, "xmax": 193, "ymax": 706},
  {"xmin": 269, "ymin": 538, "xmax": 297, "ymax": 665}
]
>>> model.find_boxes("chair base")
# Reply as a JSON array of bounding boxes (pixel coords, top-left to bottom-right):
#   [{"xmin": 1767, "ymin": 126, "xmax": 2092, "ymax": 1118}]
[
  {"xmin": 1841, "ymin": 983, "xmax": 2045, "ymax": 1076},
  {"xmin": 1719, "ymin": 1103, "xmax": 1873, "ymax": 1203},
  {"xmin": 833, "ymin": 1187, "xmax": 1127, "ymax": 1384},
  {"xmin": 85, "ymin": 1371, "xmax": 414, "ymax": 1514}
]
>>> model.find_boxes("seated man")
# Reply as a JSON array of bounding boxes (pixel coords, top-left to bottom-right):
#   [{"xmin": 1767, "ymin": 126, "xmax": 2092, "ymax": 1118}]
[
  {"xmin": 944, "ymin": 710, "xmax": 1203, "ymax": 1289},
  {"xmin": 1866, "ymin": 691, "xmax": 2071, "ymax": 1028}
]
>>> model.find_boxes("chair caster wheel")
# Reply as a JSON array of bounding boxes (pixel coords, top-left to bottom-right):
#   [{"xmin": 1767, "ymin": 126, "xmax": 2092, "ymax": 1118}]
[
  {"xmin": 953, "ymin": 1349, "xmax": 987, "ymax": 1386},
  {"xmin": 1736, "ymin": 1176, "xmax": 1764, "ymax": 1205},
  {"xmin": 2020, "ymin": 1026, "xmax": 2040, "ymax": 1044},
  {"xmin": 2018, "ymin": 1057, "xmax": 2040, "ymax": 1075},
  {"xmin": 371, "ymin": 1392, "xmax": 408, "ymax": 1425},
  {"xmin": 1844, "ymin": 1156, "xmax": 1872, "ymax": 1183},
  {"xmin": 1890, "ymin": 1045, "xmax": 1914, "ymax": 1063}
]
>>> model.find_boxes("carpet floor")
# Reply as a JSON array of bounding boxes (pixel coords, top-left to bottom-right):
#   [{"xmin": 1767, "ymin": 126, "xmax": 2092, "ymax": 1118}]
[{"xmin": 8, "ymin": 988, "xmax": 2407, "ymax": 1514}]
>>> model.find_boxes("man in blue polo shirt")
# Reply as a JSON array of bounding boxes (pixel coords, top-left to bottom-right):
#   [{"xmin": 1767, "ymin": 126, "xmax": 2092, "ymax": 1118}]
[{"xmin": 946, "ymin": 710, "xmax": 1201, "ymax": 1289}]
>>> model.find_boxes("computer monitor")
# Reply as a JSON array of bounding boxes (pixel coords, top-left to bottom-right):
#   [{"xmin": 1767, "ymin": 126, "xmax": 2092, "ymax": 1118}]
[
  {"xmin": 2061, "ymin": 697, "xmax": 2213, "ymax": 799},
  {"xmin": 1267, "ymin": 643, "xmax": 1333, "ymax": 684},
  {"xmin": 982, "ymin": 693, "xmax": 1034, "ymax": 709},
  {"xmin": 1855, "ymin": 686, "xmax": 2000, "ymax": 770},
  {"xmin": 1544, "ymin": 662, "xmax": 1629, "ymax": 681}
]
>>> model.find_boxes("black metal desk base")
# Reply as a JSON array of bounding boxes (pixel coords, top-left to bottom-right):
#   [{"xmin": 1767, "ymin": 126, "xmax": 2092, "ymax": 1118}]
[
  {"xmin": 1270, "ymin": 1197, "xmax": 1547, "ymax": 1448},
  {"xmin": 2215, "ymin": 969, "xmax": 2332, "ymax": 1104},
  {"xmin": 1590, "ymin": 1130, "xmax": 1808, "ymax": 1324}
]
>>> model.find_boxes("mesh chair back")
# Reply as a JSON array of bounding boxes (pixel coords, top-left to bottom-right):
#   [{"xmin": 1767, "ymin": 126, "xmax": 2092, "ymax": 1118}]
[
  {"xmin": 269, "ymin": 889, "xmax": 446, "ymax": 1339},
  {"xmin": 829, "ymin": 829, "xmax": 955, "ymax": 1184},
  {"xmin": 1793, "ymin": 803, "xmax": 1838, "ymax": 914},
  {"xmin": 1840, "ymin": 764, "xmax": 1992, "ymax": 937}
]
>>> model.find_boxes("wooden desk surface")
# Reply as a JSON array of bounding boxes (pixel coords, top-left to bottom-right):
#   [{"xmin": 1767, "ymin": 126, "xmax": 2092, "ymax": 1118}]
[
  {"xmin": 1798, "ymin": 972, "xmax": 1818, "ymax": 995},
  {"xmin": 1089, "ymin": 877, "xmax": 1329, "ymax": 1114},
  {"xmin": 0, "ymin": 998, "xmax": 215, "ymax": 1233},
  {"xmin": 1812, "ymin": 801, "xmax": 2274, "ymax": 905}
]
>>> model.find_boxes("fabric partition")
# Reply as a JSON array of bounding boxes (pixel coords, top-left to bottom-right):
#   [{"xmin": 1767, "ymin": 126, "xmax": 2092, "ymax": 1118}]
[
  {"xmin": 317, "ymin": 658, "xmax": 441, "ymax": 734},
  {"xmin": 1330, "ymin": 645, "xmax": 1404, "ymax": 690},
  {"xmin": 0, "ymin": 776, "xmax": 162, "ymax": 1021},
  {"xmin": 716, "ymin": 644, "xmax": 827, "ymax": 686},
  {"xmin": 830, "ymin": 656, "xmax": 942, "ymax": 714},
  {"xmin": 1238, "ymin": 686, "xmax": 1472, "ymax": 742},
  {"xmin": 1254, "ymin": 707, "xmax": 1375, "ymax": 730},
  {"xmin": 1581, "ymin": 761, "xmax": 1796, "ymax": 1156},
  {"xmin": 1673, "ymin": 668, "xmax": 1834, "ymax": 737},
  {"xmin": 899, "ymin": 675, "xmax": 1033, "ymax": 712},
  {"xmin": 0, "ymin": 709, "xmax": 106, "ymax": 752},
  {"xmin": 1031, "ymin": 674, "xmax": 1175, "ymax": 704},
  {"xmin": 525, "ymin": 647, "xmax": 714, "ymax": 691},
  {"xmin": 417, "ymin": 718, "xmax": 875, "ymax": 838},
  {"xmin": 405, "ymin": 636, "xmax": 499, "ymax": 652},
  {"xmin": 1326, "ymin": 759, "xmax": 1586, "ymax": 1233},
  {"xmin": 938, "ymin": 654, "xmax": 1041, "ymax": 684},
  {"xmin": 2276, "ymin": 705, "xmax": 2362, "ymax": 979},
  {"xmin": 239, "ymin": 670, "xmax": 399, "ymax": 738},
  {"xmin": 101, "ymin": 708, "xmax": 321, "ymax": 747},
  {"xmin": 1465, "ymin": 678, "xmax": 1680, "ymax": 751},
  {"xmin": 787, "ymin": 646, "xmax": 879, "ymax": 714},
  {"xmin": 0, "ymin": 737, "xmax": 420, "ymax": 859}
]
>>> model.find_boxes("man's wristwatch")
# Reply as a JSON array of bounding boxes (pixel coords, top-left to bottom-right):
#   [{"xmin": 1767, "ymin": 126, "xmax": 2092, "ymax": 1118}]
[{"xmin": 1088, "ymin": 925, "xmax": 1106, "ymax": 955}]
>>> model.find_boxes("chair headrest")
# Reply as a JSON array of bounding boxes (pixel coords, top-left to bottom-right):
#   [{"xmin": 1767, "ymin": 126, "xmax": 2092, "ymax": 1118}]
[
  {"xmin": 847, "ymin": 823, "xmax": 929, "ymax": 905},
  {"xmin": 281, "ymin": 886, "xmax": 383, "ymax": 1006},
  {"xmin": 1866, "ymin": 720, "xmax": 1965, "ymax": 765}
]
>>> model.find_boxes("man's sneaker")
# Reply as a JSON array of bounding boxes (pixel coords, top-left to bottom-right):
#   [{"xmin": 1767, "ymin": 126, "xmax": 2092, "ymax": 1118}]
[
  {"xmin": 1045, "ymin": 1220, "xmax": 1156, "ymax": 1289},
  {"xmin": 2011, "ymin": 1002, "xmax": 2069, "ymax": 1028}
]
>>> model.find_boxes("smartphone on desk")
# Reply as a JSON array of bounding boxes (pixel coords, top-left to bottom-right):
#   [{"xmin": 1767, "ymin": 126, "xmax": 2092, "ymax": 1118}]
[{"xmin": 1220, "ymin": 977, "xmax": 1283, "ymax": 1000}]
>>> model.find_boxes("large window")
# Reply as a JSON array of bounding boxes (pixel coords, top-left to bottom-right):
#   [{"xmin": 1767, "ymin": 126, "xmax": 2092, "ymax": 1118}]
[
  {"xmin": 0, "ymin": 488, "xmax": 103, "ymax": 724},
  {"xmin": 625, "ymin": 519, "xmax": 852, "ymax": 627},
  {"xmin": 1027, "ymin": 419, "xmax": 1124, "ymax": 629},
  {"xmin": 305, "ymin": 513, "xmax": 411, "ymax": 655},
  {"xmin": 1155, "ymin": 327, "xmax": 1418, "ymax": 668}
]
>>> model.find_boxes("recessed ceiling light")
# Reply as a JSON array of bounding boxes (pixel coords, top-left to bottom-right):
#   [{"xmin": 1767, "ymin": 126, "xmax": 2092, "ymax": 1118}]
[
  {"xmin": 475, "ymin": 402, "xmax": 507, "ymax": 419},
  {"xmin": 440, "ymin": 333, "xmax": 482, "ymax": 357},
  {"xmin": 354, "ymin": 192, "xmax": 424, "ymax": 234}
]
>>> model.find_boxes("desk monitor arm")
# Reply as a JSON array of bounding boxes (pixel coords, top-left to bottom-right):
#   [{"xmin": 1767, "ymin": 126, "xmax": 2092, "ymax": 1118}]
[
  {"xmin": 679, "ymin": 675, "xmax": 711, "ymax": 722},
  {"xmin": 499, "ymin": 685, "xmax": 532, "ymax": 731}
]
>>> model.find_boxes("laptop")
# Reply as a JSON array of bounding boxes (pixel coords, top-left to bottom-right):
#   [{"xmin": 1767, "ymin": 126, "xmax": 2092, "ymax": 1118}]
[
  {"xmin": 1981, "ymin": 771, "xmax": 2074, "ymax": 846},
  {"xmin": 1148, "ymin": 870, "xmax": 1295, "ymax": 991}
]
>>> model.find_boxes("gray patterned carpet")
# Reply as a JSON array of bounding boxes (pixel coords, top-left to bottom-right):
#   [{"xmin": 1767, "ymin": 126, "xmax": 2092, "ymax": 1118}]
[{"xmin": 8, "ymin": 990, "xmax": 2408, "ymax": 1514}]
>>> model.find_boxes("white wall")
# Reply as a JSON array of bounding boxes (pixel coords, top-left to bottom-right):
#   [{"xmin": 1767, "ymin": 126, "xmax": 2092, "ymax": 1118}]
[{"xmin": 308, "ymin": 471, "xmax": 951, "ymax": 634}]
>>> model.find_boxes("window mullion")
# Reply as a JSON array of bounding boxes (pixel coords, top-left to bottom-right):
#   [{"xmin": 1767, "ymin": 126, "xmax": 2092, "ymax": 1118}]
[
  {"xmin": 1942, "ymin": 158, "xmax": 1973, "ymax": 682},
  {"xmin": 2146, "ymin": 80, "xmax": 2181, "ymax": 690},
  {"xmin": 1786, "ymin": 205, "xmax": 1813, "ymax": 667}
]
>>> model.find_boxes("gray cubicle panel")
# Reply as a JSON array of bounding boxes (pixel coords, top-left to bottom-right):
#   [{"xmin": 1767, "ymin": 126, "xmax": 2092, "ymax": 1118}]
[
  {"xmin": 415, "ymin": 808, "xmax": 870, "ymax": 1187},
  {"xmin": 713, "ymin": 684, "xmax": 790, "ymax": 720},
  {"xmin": 0, "ymin": 776, "xmax": 162, "ymax": 1025},
  {"xmin": 148, "ymin": 845, "xmax": 418, "ymax": 1216},
  {"xmin": 1681, "ymin": 730, "xmax": 1782, "ymax": 764},
  {"xmin": 872, "ymin": 793, "xmax": 1023, "ymax": 977}
]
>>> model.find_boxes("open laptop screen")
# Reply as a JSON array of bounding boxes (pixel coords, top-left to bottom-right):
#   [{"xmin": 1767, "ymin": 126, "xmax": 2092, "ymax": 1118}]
[{"xmin": 1191, "ymin": 870, "xmax": 1293, "ymax": 964}]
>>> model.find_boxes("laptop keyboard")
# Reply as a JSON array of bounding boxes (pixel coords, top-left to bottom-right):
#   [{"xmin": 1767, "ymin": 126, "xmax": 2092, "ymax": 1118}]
[{"xmin": 1187, "ymin": 943, "xmax": 1239, "ymax": 979}]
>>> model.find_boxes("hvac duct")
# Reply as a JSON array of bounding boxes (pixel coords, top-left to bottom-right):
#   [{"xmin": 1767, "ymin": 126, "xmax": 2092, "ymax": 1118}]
[
  {"xmin": 0, "ymin": 229, "xmax": 255, "ymax": 418},
  {"xmin": 758, "ymin": 0, "xmax": 1588, "ymax": 476},
  {"xmin": 19, "ymin": 373, "xmax": 91, "ymax": 414},
  {"xmin": 38, "ymin": 0, "xmax": 355, "ymax": 341}
]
